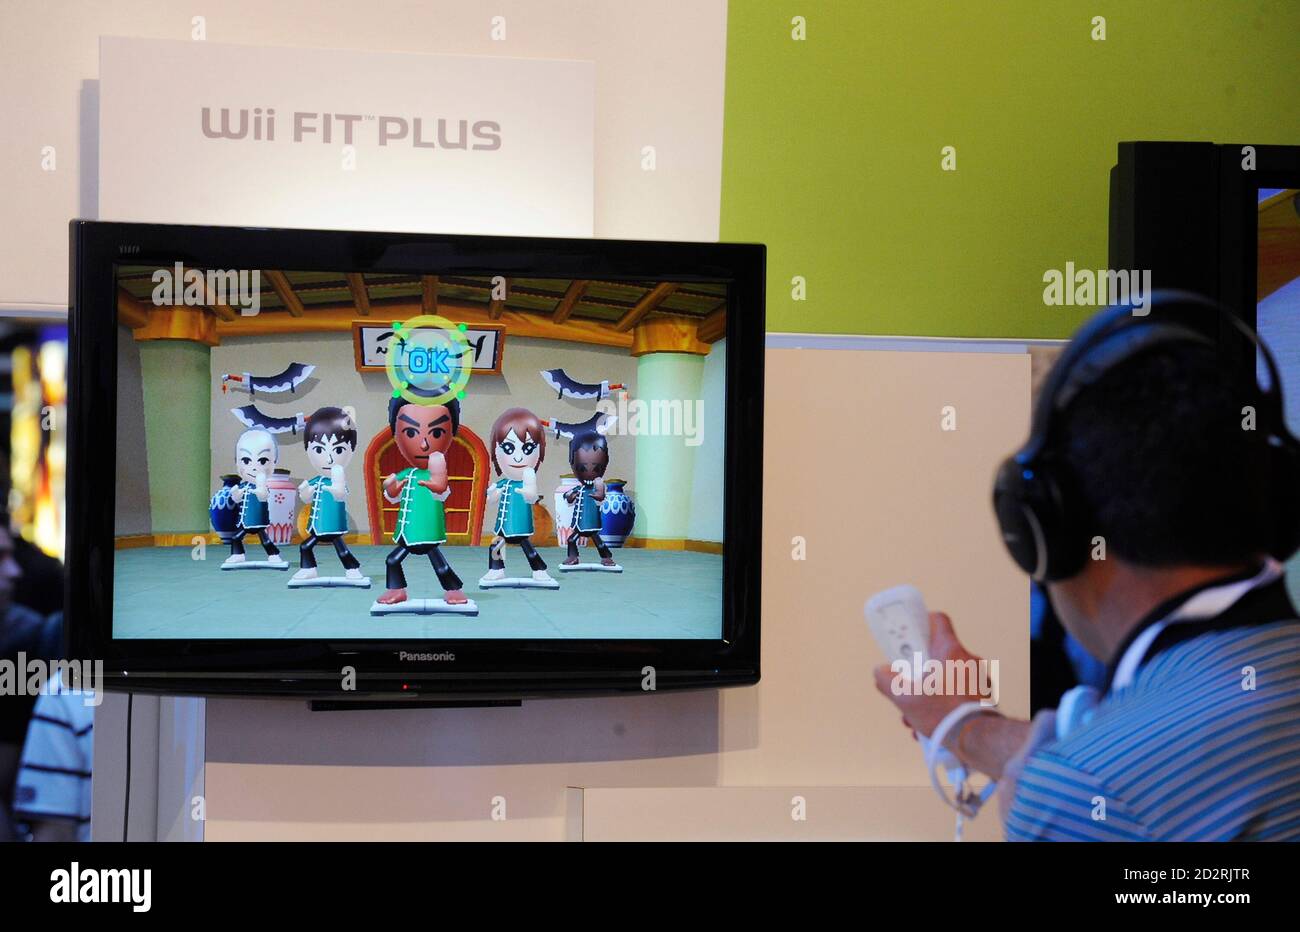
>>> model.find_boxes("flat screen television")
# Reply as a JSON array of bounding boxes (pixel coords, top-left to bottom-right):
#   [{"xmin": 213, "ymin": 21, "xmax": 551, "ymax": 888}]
[{"xmin": 66, "ymin": 221, "xmax": 764, "ymax": 703}]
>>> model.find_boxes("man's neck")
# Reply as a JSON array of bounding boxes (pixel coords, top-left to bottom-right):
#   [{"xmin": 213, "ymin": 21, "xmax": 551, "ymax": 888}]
[{"xmin": 1088, "ymin": 561, "xmax": 1261, "ymax": 661}]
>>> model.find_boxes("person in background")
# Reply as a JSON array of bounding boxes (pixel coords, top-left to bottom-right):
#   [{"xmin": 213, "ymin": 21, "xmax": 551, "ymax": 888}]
[
  {"xmin": 0, "ymin": 515, "xmax": 62, "ymax": 841},
  {"xmin": 0, "ymin": 452, "xmax": 66, "ymax": 617},
  {"xmin": 12, "ymin": 534, "xmax": 65, "ymax": 618},
  {"xmin": 1029, "ymin": 581, "xmax": 1105, "ymax": 714},
  {"xmin": 11, "ymin": 673, "xmax": 93, "ymax": 842}
]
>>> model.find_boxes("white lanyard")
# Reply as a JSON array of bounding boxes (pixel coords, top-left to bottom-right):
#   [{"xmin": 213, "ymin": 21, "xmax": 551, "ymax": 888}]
[{"xmin": 1110, "ymin": 560, "xmax": 1283, "ymax": 690}]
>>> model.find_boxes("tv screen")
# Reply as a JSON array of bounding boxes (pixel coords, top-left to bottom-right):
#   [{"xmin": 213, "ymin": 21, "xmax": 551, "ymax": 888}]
[
  {"xmin": 68, "ymin": 223, "xmax": 764, "ymax": 700},
  {"xmin": 1255, "ymin": 186, "xmax": 1300, "ymax": 428}
]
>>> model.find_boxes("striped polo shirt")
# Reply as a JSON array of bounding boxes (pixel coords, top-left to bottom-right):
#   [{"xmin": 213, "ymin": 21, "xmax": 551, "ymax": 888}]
[
  {"xmin": 1005, "ymin": 571, "xmax": 1300, "ymax": 841},
  {"xmin": 13, "ymin": 675, "xmax": 95, "ymax": 841}
]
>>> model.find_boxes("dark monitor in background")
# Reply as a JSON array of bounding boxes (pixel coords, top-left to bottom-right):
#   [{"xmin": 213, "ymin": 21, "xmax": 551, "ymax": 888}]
[
  {"xmin": 1109, "ymin": 141, "xmax": 1300, "ymax": 328},
  {"xmin": 1111, "ymin": 140, "xmax": 1300, "ymax": 584}
]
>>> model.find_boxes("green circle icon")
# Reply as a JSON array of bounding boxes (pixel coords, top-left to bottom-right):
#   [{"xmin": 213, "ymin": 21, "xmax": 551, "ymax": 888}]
[{"xmin": 384, "ymin": 314, "xmax": 473, "ymax": 406}]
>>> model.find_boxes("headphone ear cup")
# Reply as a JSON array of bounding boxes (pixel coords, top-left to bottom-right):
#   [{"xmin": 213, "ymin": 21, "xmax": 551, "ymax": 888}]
[
  {"xmin": 993, "ymin": 455, "xmax": 1089, "ymax": 582},
  {"xmin": 993, "ymin": 457, "xmax": 1034, "ymax": 574},
  {"xmin": 993, "ymin": 457, "xmax": 1042, "ymax": 577}
]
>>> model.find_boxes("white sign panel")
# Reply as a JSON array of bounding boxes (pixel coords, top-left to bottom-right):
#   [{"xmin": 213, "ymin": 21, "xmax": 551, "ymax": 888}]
[
  {"xmin": 98, "ymin": 37, "xmax": 594, "ymax": 237},
  {"xmin": 354, "ymin": 322, "xmax": 504, "ymax": 374}
]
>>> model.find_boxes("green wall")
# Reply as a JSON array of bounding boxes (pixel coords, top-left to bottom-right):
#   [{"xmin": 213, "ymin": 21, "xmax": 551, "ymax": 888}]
[{"xmin": 721, "ymin": 0, "xmax": 1300, "ymax": 338}]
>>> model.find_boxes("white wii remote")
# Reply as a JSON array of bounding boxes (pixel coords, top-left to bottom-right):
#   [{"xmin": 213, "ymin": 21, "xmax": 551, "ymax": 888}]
[
  {"xmin": 864, "ymin": 584, "xmax": 931, "ymax": 665},
  {"xmin": 864, "ymin": 585, "xmax": 964, "ymax": 778}
]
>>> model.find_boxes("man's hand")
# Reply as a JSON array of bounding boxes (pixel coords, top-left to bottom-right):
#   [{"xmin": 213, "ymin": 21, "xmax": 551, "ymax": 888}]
[
  {"xmin": 873, "ymin": 611, "xmax": 1028, "ymax": 781},
  {"xmin": 872, "ymin": 612, "xmax": 985, "ymax": 739}
]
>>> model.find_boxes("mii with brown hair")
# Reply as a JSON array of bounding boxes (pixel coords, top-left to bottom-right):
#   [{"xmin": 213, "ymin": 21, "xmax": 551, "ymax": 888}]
[{"xmin": 481, "ymin": 407, "xmax": 557, "ymax": 587}]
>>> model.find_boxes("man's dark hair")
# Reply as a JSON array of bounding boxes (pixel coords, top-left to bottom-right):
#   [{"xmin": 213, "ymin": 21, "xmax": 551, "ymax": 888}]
[
  {"xmin": 387, "ymin": 395, "xmax": 461, "ymax": 436},
  {"xmin": 568, "ymin": 431, "xmax": 608, "ymax": 463},
  {"xmin": 304, "ymin": 406, "xmax": 358, "ymax": 451},
  {"xmin": 1057, "ymin": 343, "xmax": 1270, "ymax": 567}
]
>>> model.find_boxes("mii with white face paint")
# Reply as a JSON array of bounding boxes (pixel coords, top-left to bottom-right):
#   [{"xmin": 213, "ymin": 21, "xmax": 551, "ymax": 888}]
[{"xmin": 221, "ymin": 428, "xmax": 288, "ymax": 569}]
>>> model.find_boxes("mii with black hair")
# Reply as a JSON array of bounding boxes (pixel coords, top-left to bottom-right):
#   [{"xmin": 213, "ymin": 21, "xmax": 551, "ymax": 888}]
[
  {"xmin": 377, "ymin": 395, "xmax": 469, "ymax": 606},
  {"xmin": 562, "ymin": 431, "xmax": 616, "ymax": 567},
  {"xmin": 292, "ymin": 406, "xmax": 364, "ymax": 582}
]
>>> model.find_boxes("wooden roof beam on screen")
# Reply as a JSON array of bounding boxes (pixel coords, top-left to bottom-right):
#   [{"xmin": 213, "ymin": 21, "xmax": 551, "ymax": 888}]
[
  {"xmin": 216, "ymin": 299, "xmax": 634, "ymax": 350},
  {"xmin": 346, "ymin": 273, "xmax": 371, "ymax": 316},
  {"xmin": 116, "ymin": 286, "xmax": 150, "ymax": 328},
  {"xmin": 421, "ymin": 275, "xmax": 439, "ymax": 313},
  {"xmin": 190, "ymin": 269, "xmax": 238, "ymax": 322},
  {"xmin": 488, "ymin": 278, "xmax": 509, "ymax": 319},
  {"xmin": 614, "ymin": 282, "xmax": 679, "ymax": 332},
  {"xmin": 203, "ymin": 296, "xmax": 238, "ymax": 322},
  {"xmin": 697, "ymin": 306, "xmax": 726, "ymax": 343},
  {"xmin": 263, "ymin": 270, "xmax": 304, "ymax": 317},
  {"xmin": 552, "ymin": 279, "xmax": 589, "ymax": 323}
]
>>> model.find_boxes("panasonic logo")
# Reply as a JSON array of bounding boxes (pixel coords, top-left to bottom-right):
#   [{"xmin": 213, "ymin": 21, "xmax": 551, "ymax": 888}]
[{"xmin": 398, "ymin": 651, "xmax": 455, "ymax": 662}]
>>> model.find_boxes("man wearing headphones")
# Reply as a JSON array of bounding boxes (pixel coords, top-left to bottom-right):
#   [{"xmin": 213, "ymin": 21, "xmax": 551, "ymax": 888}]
[{"xmin": 875, "ymin": 291, "xmax": 1300, "ymax": 841}]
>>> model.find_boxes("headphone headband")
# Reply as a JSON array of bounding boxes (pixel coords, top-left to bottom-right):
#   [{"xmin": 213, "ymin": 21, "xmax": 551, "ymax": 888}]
[
  {"xmin": 995, "ymin": 290, "xmax": 1300, "ymax": 581},
  {"xmin": 1020, "ymin": 290, "xmax": 1286, "ymax": 463}
]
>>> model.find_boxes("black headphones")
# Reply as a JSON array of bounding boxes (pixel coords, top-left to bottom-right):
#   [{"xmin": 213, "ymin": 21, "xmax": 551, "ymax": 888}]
[{"xmin": 993, "ymin": 290, "xmax": 1300, "ymax": 581}]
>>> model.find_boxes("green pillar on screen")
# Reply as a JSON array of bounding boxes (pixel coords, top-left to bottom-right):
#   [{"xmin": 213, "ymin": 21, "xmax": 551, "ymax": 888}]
[
  {"xmin": 633, "ymin": 352, "xmax": 705, "ymax": 541},
  {"xmin": 138, "ymin": 340, "xmax": 211, "ymax": 533}
]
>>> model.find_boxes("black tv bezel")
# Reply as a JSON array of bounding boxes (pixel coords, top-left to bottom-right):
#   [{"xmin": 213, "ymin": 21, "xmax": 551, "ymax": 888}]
[
  {"xmin": 1110, "ymin": 140, "xmax": 1300, "ymax": 331},
  {"xmin": 67, "ymin": 220, "xmax": 765, "ymax": 700},
  {"xmin": 1232, "ymin": 158, "xmax": 1300, "ymax": 333}
]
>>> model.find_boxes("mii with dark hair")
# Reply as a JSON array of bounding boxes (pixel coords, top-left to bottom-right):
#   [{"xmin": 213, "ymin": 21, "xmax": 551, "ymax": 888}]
[
  {"xmin": 377, "ymin": 396, "xmax": 468, "ymax": 606},
  {"xmin": 292, "ymin": 406, "xmax": 364, "ymax": 583},
  {"xmin": 482, "ymin": 407, "xmax": 555, "ymax": 584},
  {"xmin": 562, "ymin": 431, "xmax": 616, "ymax": 566}
]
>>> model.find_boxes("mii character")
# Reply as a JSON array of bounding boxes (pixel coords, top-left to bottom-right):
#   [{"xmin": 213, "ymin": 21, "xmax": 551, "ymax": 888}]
[
  {"xmin": 223, "ymin": 428, "xmax": 287, "ymax": 567},
  {"xmin": 483, "ymin": 407, "xmax": 555, "ymax": 584},
  {"xmin": 377, "ymin": 396, "xmax": 468, "ymax": 606},
  {"xmin": 292, "ymin": 406, "xmax": 364, "ymax": 583},
  {"xmin": 562, "ymin": 431, "xmax": 616, "ymax": 567}
]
